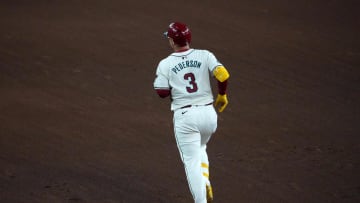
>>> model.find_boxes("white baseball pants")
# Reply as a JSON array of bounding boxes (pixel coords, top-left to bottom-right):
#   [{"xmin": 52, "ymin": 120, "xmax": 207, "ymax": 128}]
[{"xmin": 173, "ymin": 104, "xmax": 217, "ymax": 203}]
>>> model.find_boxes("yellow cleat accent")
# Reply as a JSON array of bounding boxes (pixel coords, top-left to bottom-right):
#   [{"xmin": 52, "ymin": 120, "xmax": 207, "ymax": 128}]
[{"xmin": 206, "ymin": 184, "xmax": 213, "ymax": 203}]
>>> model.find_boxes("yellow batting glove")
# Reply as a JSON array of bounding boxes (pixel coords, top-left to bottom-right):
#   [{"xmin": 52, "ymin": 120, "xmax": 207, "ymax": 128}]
[{"xmin": 215, "ymin": 94, "xmax": 228, "ymax": 112}]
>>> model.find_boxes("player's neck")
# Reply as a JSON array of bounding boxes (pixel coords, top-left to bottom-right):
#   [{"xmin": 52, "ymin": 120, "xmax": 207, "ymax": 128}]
[{"xmin": 174, "ymin": 45, "xmax": 190, "ymax": 53}]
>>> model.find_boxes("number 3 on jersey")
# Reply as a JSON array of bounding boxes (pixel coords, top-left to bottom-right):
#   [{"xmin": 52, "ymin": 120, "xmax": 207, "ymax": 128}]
[{"xmin": 184, "ymin": 72, "xmax": 198, "ymax": 93}]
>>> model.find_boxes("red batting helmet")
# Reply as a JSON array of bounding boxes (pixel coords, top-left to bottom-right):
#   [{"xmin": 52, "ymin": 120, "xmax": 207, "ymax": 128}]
[{"xmin": 164, "ymin": 22, "xmax": 191, "ymax": 46}]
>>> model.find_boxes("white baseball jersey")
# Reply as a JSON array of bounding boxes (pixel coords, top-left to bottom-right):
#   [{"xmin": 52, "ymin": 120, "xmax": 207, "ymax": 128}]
[{"xmin": 154, "ymin": 49, "xmax": 222, "ymax": 111}]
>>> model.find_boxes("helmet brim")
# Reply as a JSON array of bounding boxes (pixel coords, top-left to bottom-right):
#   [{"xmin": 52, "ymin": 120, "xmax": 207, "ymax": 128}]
[{"xmin": 163, "ymin": 31, "xmax": 168, "ymax": 38}]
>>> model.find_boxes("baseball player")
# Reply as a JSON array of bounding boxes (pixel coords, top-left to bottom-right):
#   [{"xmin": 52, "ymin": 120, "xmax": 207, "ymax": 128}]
[{"xmin": 153, "ymin": 22, "xmax": 230, "ymax": 203}]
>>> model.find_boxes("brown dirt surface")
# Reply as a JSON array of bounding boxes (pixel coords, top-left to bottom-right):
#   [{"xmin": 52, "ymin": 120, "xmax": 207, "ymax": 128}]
[{"xmin": 1, "ymin": 0, "xmax": 359, "ymax": 202}]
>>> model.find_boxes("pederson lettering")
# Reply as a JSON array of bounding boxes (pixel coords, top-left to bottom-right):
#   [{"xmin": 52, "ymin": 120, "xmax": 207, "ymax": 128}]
[{"xmin": 171, "ymin": 60, "xmax": 202, "ymax": 74}]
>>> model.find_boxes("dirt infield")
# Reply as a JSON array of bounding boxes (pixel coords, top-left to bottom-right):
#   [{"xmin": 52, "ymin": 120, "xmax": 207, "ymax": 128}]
[{"xmin": 1, "ymin": 0, "xmax": 359, "ymax": 202}]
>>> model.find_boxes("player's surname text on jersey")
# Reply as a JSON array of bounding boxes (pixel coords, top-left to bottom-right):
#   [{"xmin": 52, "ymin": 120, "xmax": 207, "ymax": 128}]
[{"xmin": 172, "ymin": 60, "xmax": 202, "ymax": 74}]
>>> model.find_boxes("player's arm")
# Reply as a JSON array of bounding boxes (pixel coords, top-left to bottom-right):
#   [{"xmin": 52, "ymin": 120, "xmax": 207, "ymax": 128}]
[
  {"xmin": 213, "ymin": 66, "xmax": 230, "ymax": 112},
  {"xmin": 154, "ymin": 65, "xmax": 171, "ymax": 98}
]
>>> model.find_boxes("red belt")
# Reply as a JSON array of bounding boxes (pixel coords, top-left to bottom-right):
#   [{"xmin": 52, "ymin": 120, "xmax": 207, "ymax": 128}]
[{"xmin": 180, "ymin": 102, "xmax": 213, "ymax": 109}]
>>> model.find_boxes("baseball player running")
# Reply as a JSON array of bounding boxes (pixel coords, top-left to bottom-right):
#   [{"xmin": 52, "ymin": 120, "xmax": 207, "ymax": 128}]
[{"xmin": 153, "ymin": 22, "xmax": 230, "ymax": 203}]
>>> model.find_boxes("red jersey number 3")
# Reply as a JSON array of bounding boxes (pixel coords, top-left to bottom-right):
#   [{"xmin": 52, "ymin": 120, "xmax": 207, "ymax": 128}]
[{"xmin": 184, "ymin": 72, "xmax": 198, "ymax": 93}]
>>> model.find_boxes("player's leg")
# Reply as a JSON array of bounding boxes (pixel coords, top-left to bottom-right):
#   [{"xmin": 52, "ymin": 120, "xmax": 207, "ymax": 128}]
[
  {"xmin": 199, "ymin": 104, "xmax": 218, "ymax": 182},
  {"xmin": 198, "ymin": 105, "xmax": 217, "ymax": 202},
  {"xmin": 178, "ymin": 138, "xmax": 206, "ymax": 203},
  {"xmin": 200, "ymin": 146, "xmax": 213, "ymax": 202},
  {"xmin": 198, "ymin": 105, "xmax": 218, "ymax": 146},
  {"xmin": 173, "ymin": 109, "xmax": 207, "ymax": 203},
  {"xmin": 200, "ymin": 146, "xmax": 210, "ymax": 186}
]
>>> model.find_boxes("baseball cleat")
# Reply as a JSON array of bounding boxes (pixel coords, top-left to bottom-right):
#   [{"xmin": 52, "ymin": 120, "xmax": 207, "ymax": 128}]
[{"xmin": 206, "ymin": 184, "xmax": 213, "ymax": 203}]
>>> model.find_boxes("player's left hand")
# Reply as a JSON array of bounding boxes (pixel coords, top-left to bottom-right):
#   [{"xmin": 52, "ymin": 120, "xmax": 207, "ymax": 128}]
[{"xmin": 215, "ymin": 94, "xmax": 228, "ymax": 112}]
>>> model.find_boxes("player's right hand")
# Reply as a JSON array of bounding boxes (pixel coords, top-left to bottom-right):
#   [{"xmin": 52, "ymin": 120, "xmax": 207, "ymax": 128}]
[{"xmin": 215, "ymin": 94, "xmax": 228, "ymax": 112}]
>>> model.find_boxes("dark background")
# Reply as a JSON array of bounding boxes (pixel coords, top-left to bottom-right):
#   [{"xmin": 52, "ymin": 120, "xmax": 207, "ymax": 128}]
[{"xmin": 1, "ymin": 0, "xmax": 359, "ymax": 202}]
